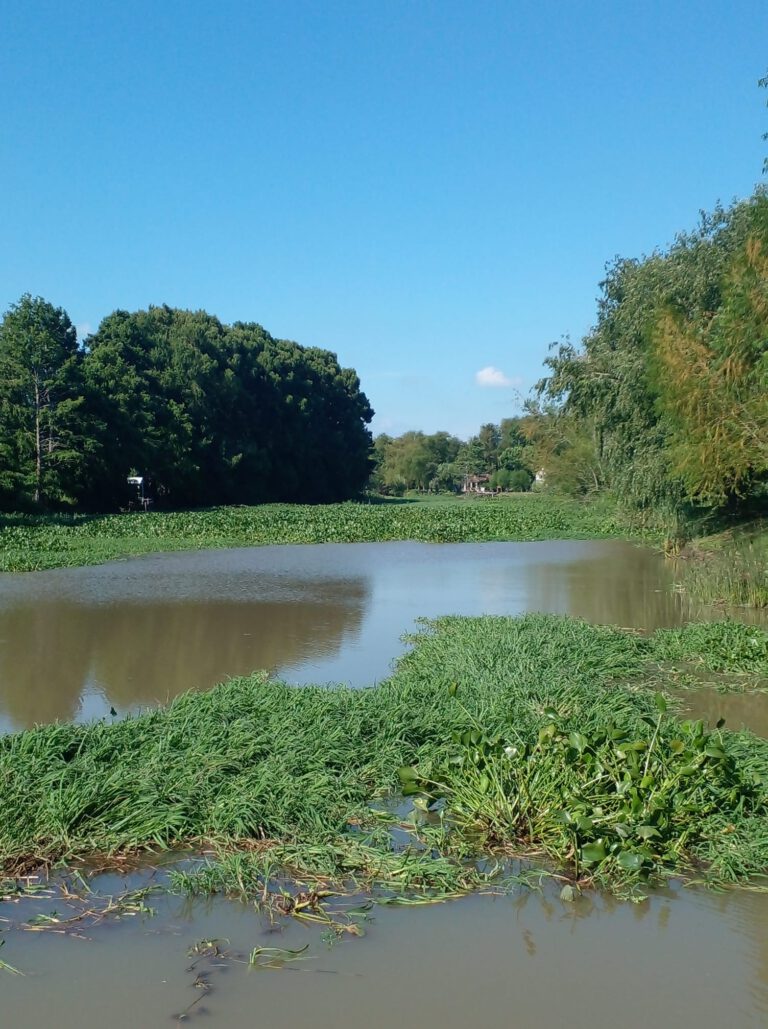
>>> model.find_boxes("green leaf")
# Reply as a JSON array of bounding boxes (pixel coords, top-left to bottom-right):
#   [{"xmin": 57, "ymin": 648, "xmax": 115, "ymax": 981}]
[
  {"xmin": 580, "ymin": 842, "xmax": 607, "ymax": 865},
  {"xmin": 654, "ymin": 692, "xmax": 668, "ymax": 714},
  {"xmin": 569, "ymin": 731, "xmax": 588, "ymax": 754},
  {"xmin": 636, "ymin": 825, "xmax": 660, "ymax": 840},
  {"xmin": 617, "ymin": 851, "xmax": 645, "ymax": 872}
]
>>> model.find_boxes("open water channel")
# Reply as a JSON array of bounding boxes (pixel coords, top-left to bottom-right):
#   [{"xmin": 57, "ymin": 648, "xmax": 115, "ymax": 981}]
[{"xmin": 1, "ymin": 540, "xmax": 767, "ymax": 1026}]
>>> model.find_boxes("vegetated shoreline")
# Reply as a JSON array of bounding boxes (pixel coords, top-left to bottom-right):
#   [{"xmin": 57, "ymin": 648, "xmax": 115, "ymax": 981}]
[
  {"xmin": 673, "ymin": 520, "xmax": 768, "ymax": 608},
  {"xmin": 2, "ymin": 615, "xmax": 767, "ymax": 907},
  {"xmin": 0, "ymin": 494, "xmax": 657, "ymax": 574}
]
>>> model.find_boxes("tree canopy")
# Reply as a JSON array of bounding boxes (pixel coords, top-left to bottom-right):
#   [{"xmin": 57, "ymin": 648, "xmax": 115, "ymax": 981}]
[
  {"xmin": 538, "ymin": 190, "xmax": 768, "ymax": 518},
  {"xmin": 0, "ymin": 301, "xmax": 374, "ymax": 511}
]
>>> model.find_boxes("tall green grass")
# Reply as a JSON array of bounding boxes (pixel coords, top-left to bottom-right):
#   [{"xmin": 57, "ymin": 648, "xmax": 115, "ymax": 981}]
[
  {"xmin": 674, "ymin": 532, "xmax": 768, "ymax": 608},
  {"xmin": 0, "ymin": 496, "xmax": 649, "ymax": 572},
  {"xmin": 1, "ymin": 615, "xmax": 766, "ymax": 895}
]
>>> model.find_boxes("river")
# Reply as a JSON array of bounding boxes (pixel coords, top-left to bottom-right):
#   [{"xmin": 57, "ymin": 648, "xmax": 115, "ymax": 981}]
[{"xmin": 1, "ymin": 540, "xmax": 766, "ymax": 1026}]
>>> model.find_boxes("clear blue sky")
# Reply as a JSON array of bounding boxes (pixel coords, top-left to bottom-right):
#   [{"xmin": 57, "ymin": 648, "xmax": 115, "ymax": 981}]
[{"xmin": 2, "ymin": 0, "xmax": 766, "ymax": 438}]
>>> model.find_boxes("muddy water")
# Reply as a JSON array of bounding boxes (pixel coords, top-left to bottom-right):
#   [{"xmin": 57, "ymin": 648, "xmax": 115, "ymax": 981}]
[
  {"xmin": 680, "ymin": 687, "xmax": 768, "ymax": 739},
  {"xmin": 2, "ymin": 539, "xmax": 768, "ymax": 1027},
  {"xmin": 0, "ymin": 539, "xmax": 731, "ymax": 733},
  {"xmin": 2, "ymin": 876, "xmax": 767, "ymax": 1027}
]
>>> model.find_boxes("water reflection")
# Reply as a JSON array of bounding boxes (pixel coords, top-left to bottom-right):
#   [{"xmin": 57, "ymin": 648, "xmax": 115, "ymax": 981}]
[
  {"xmin": 523, "ymin": 542, "xmax": 693, "ymax": 628},
  {"xmin": 2, "ymin": 876, "xmax": 767, "ymax": 1028},
  {"xmin": 0, "ymin": 591, "xmax": 368, "ymax": 728},
  {"xmin": 679, "ymin": 686, "xmax": 768, "ymax": 739},
  {"xmin": 0, "ymin": 540, "xmax": 764, "ymax": 733}
]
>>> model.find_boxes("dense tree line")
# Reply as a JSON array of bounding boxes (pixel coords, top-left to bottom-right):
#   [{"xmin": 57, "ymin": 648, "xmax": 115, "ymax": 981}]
[
  {"xmin": 371, "ymin": 419, "xmax": 535, "ymax": 494},
  {"xmin": 0, "ymin": 298, "xmax": 373, "ymax": 511},
  {"xmin": 537, "ymin": 190, "xmax": 768, "ymax": 521}
]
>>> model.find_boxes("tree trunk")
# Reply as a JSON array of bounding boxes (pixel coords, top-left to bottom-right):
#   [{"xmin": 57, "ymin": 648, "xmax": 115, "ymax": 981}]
[{"xmin": 34, "ymin": 378, "xmax": 41, "ymax": 505}]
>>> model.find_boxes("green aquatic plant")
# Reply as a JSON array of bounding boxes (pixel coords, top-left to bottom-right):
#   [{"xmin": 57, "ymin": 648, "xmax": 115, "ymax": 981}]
[
  {"xmin": 672, "ymin": 527, "xmax": 768, "ymax": 609},
  {"xmin": 0, "ymin": 615, "xmax": 767, "ymax": 900},
  {"xmin": 401, "ymin": 689, "xmax": 766, "ymax": 887},
  {"xmin": 0, "ymin": 495, "xmax": 649, "ymax": 573}
]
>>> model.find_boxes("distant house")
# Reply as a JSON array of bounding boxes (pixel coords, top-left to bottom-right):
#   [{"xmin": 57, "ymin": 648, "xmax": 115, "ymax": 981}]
[
  {"xmin": 534, "ymin": 468, "xmax": 546, "ymax": 485},
  {"xmin": 462, "ymin": 473, "xmax": 492, "ymax": 494}
]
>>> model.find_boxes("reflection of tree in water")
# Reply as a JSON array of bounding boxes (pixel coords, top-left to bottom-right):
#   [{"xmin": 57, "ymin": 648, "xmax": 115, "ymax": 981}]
[
  {"xmin": 680, "ymin": 687, "xmax": 768, "ymax": 740},
  {"xmin": 0, "ymin": 579, "xmax": 369, "ymax": 730},
  {"xmin": 0, "ymin": 605, "xmax": 95, "ymax": 728},
  {"xmin": 522, "ymin": 544, "xmax": 703, "ymax": 631},
  {"xmin": 709, "ymin": 889, "xmax": 768, "ymax": 1019}
]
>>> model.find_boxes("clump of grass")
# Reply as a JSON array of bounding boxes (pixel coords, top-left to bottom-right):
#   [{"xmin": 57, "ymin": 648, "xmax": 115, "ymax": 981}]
[
  {"xmin": 673, "ymin": 529, "xmax": 768, "ymax": 608},
  {"xmin": 0, "ymin": 496, "xmax": 652, "ymax": 573},
  {"xmin": 1, "ymin": 615, "xmax": 767, "ymax": 898},
  {"xmin": 649, "ymin": 620, "xmax": 768, "ymax": 677}
]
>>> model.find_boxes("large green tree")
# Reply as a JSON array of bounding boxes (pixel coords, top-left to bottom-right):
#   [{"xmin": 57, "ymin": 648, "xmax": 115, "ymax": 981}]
[
  {"xmin": 82, "ymin": 306, "xmax": 373, "ymax": 507},
  {"xmin": 0, "ymin": 295, "xmax": 98, "ymax": 508},
  {"xmin": 651, "ymin": 205, "xmax": 768, "ymax": 502},
  {"xmin": 540, "ymin": 192, "xmax": 766, "ymax": 515}
]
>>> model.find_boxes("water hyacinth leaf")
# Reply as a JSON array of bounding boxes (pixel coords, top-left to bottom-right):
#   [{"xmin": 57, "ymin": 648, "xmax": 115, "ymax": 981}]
[
  {"xmin": 580, "ymin": 842, "xmax": 607, "ymax": 864},
  {"xmin": 569, "ymin": 732, "xmax": 588, "ymax": 754},
  {"xmin": 636, "ymin": 826, "xmax": 660, "ymax": 840},
  {"xmin": 539, "ymin": 723, "xmax": 557, "ymax": 744},
  {"xmin": 401, "ymin": 782, "xmax": 422, "ymax": 797},
  {"xmin": 617, "ymin": 851, "xmax": 645, "ymax": 872},
  {"xmin": 397, "ymin": 766, "xmax": 420, "ymax": 783},
  {"xmin": 654, "ymin": 692, "xmax": 668, "ymax": 714}
]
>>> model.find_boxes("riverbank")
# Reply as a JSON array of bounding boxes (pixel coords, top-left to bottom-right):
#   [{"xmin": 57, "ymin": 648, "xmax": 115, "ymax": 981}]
[
  {"xmin": 2, "ymin": 614, "xmax": 766, "ymax": 900},
  {"xmin": 0, "ymin": 495, "xmax": 653, "ymax": 573},
  {"xmin": 674, "ymin": 521, "xmax": 768, "ymax": 608}
]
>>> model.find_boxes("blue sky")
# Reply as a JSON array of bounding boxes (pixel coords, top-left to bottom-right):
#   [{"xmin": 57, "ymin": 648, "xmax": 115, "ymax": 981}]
[{"xmin": 2, "ymin": 0, "xmax": 766, "ymax": 438}]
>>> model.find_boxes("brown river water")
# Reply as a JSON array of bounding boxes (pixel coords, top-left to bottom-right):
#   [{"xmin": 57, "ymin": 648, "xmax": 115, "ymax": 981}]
[{"xmin": 1, "ymin": 540, "xmax": 767, "ymax": 1026}]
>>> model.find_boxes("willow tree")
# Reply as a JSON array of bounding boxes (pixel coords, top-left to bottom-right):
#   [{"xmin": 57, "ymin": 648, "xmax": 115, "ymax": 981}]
[{"xmin": 652, "ymin": 216, "xmax": 768, "ymax": 503}]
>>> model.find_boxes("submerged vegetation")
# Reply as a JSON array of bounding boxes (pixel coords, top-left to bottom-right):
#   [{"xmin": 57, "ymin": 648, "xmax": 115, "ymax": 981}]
[
  {"xmin": 0, "ymin": 494, "xmax": 643, "ymax": 573},
  {"xmin": 1, "ymin": 615, "xmax": 767, "ymax": 901}
]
